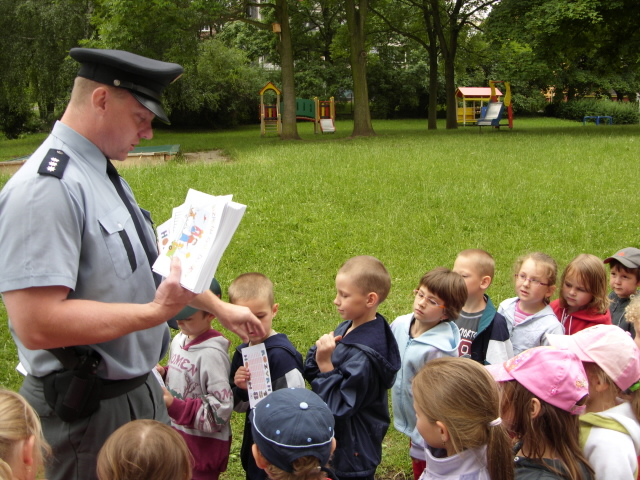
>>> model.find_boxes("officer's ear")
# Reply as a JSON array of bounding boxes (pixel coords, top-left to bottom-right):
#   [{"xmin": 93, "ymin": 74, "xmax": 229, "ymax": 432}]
[{"xmin": 91, "ymin": 86, "xmax": 110, "ymax": 116}]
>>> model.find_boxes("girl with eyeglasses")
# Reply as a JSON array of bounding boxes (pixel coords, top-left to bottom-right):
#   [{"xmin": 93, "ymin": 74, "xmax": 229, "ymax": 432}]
[
  {"xmin": 390, "ymin": 267, "xmax": 468, "ymax": 479},
  {"xmin": 498, "ymin": 252, "xmax": 564, "ymax": 355}
]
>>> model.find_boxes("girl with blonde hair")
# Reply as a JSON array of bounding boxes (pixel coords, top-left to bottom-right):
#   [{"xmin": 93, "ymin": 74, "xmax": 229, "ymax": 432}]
[
  {"xmin": 550, "ymin": 254, "xmax": 611, "ymax": 335},
  {"xmin": 96, "ymin": 420, "xmax": 192, "ymax": 480},
  {"xmin": 498, "ymin": 252, "xmax": 563, "ymax": 355},
  {"xmin": 0, "ymin": 389, "xmax": 49, "ymax": 480},
  {"xmin": 412, "ymin": 357, "xmax": 513, "ymax": 480}
]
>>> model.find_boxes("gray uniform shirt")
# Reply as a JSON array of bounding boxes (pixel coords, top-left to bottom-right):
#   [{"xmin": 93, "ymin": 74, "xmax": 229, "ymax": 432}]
[{"xmin": 0, "ymin": 121, "xmax": 170, "ymax": 379}]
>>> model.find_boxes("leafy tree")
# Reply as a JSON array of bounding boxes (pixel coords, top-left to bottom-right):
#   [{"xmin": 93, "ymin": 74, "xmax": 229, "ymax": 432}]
[
  {"xmin": 345, "ymin": 0, "xmax": 375, "ymax": 136},
  {"xmin": 0, "ymin": 0, "xmax": 94, "ymax": 137},
  {"xmin": 169, "ymin": 38, "xmax": 269, "ymax": 128},
  {"xmin": 197, "ymin": 0, "xmax": 301, "ymax": 140},
  {"xmin": 485, "ymin": 0, "xmax": 640, "ymax": 103},
  {"xmin": 429, "ymin": 0, "xmax": 498, "ymax": 129},
  {"xmin": 370, "ymin": 0, "xmax": 440, "ymax": 128}
]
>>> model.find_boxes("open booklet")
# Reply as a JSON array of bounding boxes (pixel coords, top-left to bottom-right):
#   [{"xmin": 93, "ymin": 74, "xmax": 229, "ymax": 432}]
[{"xmin": 152, "ymin": 189, "xmax": 246, "ymax": 293}]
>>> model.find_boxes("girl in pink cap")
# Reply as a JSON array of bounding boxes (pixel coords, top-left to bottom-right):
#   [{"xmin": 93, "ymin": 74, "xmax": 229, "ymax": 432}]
[
  {"xmin": 547, "ymin": 324, "xmax": 640, "ymax": 480},
  {"xmin": 412, "ymin": 357, "xmax": 513, "ymax": 480},
  {"xmin": 486, "ymin": 346, "xmax": 594, "ymax": 480}
]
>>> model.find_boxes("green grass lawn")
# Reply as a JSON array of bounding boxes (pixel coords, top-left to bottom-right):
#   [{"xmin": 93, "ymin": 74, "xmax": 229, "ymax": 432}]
[{"xmin": 1, "ymin": 117, "xmax": 640, "ymax": 478}]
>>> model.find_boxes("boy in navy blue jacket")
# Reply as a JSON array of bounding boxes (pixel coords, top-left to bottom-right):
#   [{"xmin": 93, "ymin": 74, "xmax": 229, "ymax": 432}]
[
  {"xmin": 304, "ymin": 256, "xmax": 401, "ymax": 480},
  {"xmin": 229, "ymin": 273, "xmax": 305, "ymax": 480}
]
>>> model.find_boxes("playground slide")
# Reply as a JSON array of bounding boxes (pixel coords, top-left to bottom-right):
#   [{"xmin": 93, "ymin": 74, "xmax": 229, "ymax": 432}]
[{"xmin": 320, "ymin": 118, "xmax": 335, "ymax": 133}]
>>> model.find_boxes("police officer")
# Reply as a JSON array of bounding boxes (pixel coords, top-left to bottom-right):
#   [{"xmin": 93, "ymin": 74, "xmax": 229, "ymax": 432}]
[{"xmin": 0, "ymin": 48, "xmax": 263, "ymax": 480}]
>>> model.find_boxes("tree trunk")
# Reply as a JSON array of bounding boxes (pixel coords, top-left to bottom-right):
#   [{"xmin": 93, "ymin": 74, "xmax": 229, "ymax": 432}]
[
  {"xmin": 430, "ymin": 0, "xmax": 459, "ymax": 129},
  {"xmin": 276, "ymin": 0, "xmax": 300, "ymax": 140},
  {"xmin": 422, "ymin": 0, "xmax": 438, "ymax": 130},
  {"xmin": 442, "ymin": 51, "xmax": 457, "ymax": 129},
  {"xmin": 427, "ymin": 47, "xmax": 438, "ymax": 129},
  {"xmin": 345, "ymin": 0, "xmax": 375, "ymax": 137}
]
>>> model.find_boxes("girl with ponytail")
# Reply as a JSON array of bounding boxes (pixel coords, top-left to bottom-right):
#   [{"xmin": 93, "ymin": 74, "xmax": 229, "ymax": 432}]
[
  {"xmin": 0, "ymin": 389, "xmax": 49, "ymax": 480},
  {"xmin": 412, "ymin": 357, "xmax": 513, "ymax": 480}
]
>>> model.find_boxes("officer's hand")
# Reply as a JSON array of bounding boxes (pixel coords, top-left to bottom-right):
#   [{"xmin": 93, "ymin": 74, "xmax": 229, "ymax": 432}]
[
  {"xmin": 215, "ymin": 302, "xmax": 265, "ymax": 343},
  {"xmin": 152, "ymin": 257, "xmax": 197, "ymax": 320}
]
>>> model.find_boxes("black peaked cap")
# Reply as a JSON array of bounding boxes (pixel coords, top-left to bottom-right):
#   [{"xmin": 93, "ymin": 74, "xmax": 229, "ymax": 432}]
[{"xmin": 69, "ymin": 48, "xmax": 184, "ymax": 124}]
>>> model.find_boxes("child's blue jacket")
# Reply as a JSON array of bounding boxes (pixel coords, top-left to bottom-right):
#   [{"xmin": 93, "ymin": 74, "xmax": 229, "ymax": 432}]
[{"xmin": 304, "ymin": 313, "xmax": 401, "ymax": 478}]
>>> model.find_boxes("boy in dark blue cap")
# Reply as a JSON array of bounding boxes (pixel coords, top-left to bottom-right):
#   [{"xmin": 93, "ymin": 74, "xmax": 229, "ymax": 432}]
[
  {"xmin": 251, "ymin": 388, "xmax": 338, "ymax": 480},
  {"xmin": 160, "ymin": 278, "xmax": 233, "ymax": 480},
  {"xmin": 0, "ymin": 47, "xmax": 262, "ymax": 480}
]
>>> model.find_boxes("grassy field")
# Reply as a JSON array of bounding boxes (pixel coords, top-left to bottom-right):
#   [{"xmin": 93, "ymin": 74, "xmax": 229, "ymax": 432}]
[{"xmin": 1, "ymin": 117, "xmax": 640, "ymax": 478}]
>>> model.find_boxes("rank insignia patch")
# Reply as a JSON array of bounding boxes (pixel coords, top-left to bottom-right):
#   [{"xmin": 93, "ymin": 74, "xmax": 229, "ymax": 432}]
[{"xmin": 38, "ymin": 149, "xmax": 70, "ymax": 178}]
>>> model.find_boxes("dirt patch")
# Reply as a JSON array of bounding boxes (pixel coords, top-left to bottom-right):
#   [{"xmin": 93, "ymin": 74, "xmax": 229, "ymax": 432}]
[
  {"xmin": 182, "ymin": 150, "xmax": 229, "ymax": 163},
  {"xmin": 0, "ymin": 150, "xmax": 230, "ymax": 175},
  {"xmin": 120, "ymin": 149, "xmax": 230, "ymax": 168}
]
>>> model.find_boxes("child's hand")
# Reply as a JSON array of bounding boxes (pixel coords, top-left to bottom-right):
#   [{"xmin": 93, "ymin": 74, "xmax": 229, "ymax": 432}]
[
  {"xmin": 315, "ymin": 332, "xmax": 343, "ymax": 372},
  {"xmin": 155, "ymin": 364, "xmax": 166, "ymax": 379},
  {"xmin": 162, "ymin": 387, "xmax": 174, "ymax": 408},
  {"xmin": 234, "ymin": 366, "xmax": 251, "ymax": 390}
]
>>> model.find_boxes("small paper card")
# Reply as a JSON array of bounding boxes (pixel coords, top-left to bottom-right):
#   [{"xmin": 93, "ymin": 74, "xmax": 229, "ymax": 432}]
[{"xmin": 241, "ymin": 343, "xmax": 273, "ymax": 409}]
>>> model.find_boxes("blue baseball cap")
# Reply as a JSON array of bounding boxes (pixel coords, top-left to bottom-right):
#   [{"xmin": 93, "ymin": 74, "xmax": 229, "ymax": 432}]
[{"xmin": 250, "ymin": 388, "xmax": 335, "ymax": 473}]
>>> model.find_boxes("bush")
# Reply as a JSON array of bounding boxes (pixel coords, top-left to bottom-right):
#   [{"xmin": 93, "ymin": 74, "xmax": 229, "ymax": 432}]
[
  {"xmin": 546, "ymin": 98, "xmax": 640, "ymax": 124},
  {"xmin": 168, "ymin": 39, "xmax": 270, "ymax": 129}
]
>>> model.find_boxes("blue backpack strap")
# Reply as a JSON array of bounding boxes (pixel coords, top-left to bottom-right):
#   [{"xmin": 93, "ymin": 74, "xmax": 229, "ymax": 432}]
[{"xmin": 37, "ymin": 149, "xmax": 70, "ymax": 178}]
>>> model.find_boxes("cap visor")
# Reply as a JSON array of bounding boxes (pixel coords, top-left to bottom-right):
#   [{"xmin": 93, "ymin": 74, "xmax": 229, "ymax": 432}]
[
  {"xmin": 545, "ymin": 333, "xmax": 572, "ymax": 349},
  {"xmin": 485, "ymin": 363, "xmax": 514, "ymax": 383},
  {"xmin": 604, "ymin": 256, "xmax": 638, "ymax": 268},
  {"xmin": 174, "ymin": 306, "xmax": 198, "ymax": 320},
  {"xmin": 131, "ymin": 92, "xmax": 171, "ymax": 124},
  {"xmin": 545, "ymin": 335, "xmax": 590, "ymax": 362}
]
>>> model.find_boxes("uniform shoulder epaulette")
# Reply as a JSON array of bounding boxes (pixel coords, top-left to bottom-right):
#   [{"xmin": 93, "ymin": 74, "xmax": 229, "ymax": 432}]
[{"xmin": 38, "ymin": 149, "xmax": 70, "ymax": 179}]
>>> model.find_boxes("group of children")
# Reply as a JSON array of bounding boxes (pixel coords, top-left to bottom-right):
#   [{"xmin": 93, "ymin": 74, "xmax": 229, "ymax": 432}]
[{"xmin": 3, "ymin": 246, "xmax": 640, "ymax": 480}]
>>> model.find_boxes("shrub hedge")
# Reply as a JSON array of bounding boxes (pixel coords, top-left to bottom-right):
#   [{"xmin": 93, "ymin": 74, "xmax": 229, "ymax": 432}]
[{"xmin": 546, "ymin": 98, "xmax": 640, "ymax": 124}]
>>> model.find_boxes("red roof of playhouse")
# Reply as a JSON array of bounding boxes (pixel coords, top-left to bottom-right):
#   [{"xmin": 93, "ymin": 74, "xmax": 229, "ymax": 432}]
[{"xmin": 455, "ymin": 87, "xmax": 503, "ymax": 98}]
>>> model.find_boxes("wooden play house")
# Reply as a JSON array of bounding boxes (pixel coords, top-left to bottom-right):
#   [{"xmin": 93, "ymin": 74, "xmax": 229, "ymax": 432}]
[
  {"xmin": 259, "ymin": 82, "xmax": 336, "ymax": 136},
  {"xmin": 259, "ymin": 82, "xmax": 282, "ymax": 136},
  {"xmin": 455, "ymin": 87, "xmax": 503, "ymax": 125}
]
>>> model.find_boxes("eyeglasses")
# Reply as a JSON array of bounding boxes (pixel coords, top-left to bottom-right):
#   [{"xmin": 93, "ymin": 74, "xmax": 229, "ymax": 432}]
[
  {"xmin": 514, "ymin": 273, "xmax": 549, "ymax": 287},
  {"xmin": 413, "ymin": 290, "xmax": 445, "ymax": 309}
]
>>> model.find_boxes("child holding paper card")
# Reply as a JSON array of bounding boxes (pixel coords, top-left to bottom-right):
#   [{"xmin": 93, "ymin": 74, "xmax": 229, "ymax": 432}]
[
  {"xmin": 229, "ymin": 273, "xmax": 305, "ymax": 480},
  {"xmin": 156, "ymin": 278, "xmax": 233, "ymax": 480},
  {"xmin": 158, "ymin": 278, "xmax": 232, "ymax": 480}
]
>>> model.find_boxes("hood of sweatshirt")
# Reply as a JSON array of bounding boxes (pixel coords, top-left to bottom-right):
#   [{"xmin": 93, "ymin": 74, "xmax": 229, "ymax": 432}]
[
  {"xmin": 178, "ymin": 329, "xmax": 230, "ymax": 353},
  {"xmin": 410, "ymin": 320, "xmax": 461, "ymax": 356},
  {"xmin": 337, "ymin": 313, "xmax": 401, "ymax": 389},
  {"xmin": 550, "ymin": 299, "xmax": 612, "ymax": 333},
  {"xmin": 580, "ymin": 402, "xmax": 640, "ymax": 453}
]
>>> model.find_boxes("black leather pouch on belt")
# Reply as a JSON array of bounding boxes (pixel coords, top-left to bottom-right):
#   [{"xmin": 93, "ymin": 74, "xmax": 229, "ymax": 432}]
[{"xmin": 42, "ymin": 348, "xmax": 103, "ymax": 423}]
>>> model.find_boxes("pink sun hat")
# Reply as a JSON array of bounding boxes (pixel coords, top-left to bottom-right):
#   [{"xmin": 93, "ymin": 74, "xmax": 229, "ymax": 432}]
[
  {"xmin": 486, "ymin": 346, "xmax": 589, "ymax": 414},
  {"xmin": 547, "ymin": 324, "xmax": 640, "ymax": 392}
]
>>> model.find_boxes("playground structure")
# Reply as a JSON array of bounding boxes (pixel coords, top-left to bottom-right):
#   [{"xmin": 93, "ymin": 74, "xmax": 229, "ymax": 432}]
[
  {"xmin": 259, "ymin": 82, "xmax": 336, "ymax": 136},
  {"xmin": 456, "ymin": 81, "xmax": 513, "ymax": 128},
  {"xmin": 259, "ymin": 82, "xmax": 282, "ymax": 136}
]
